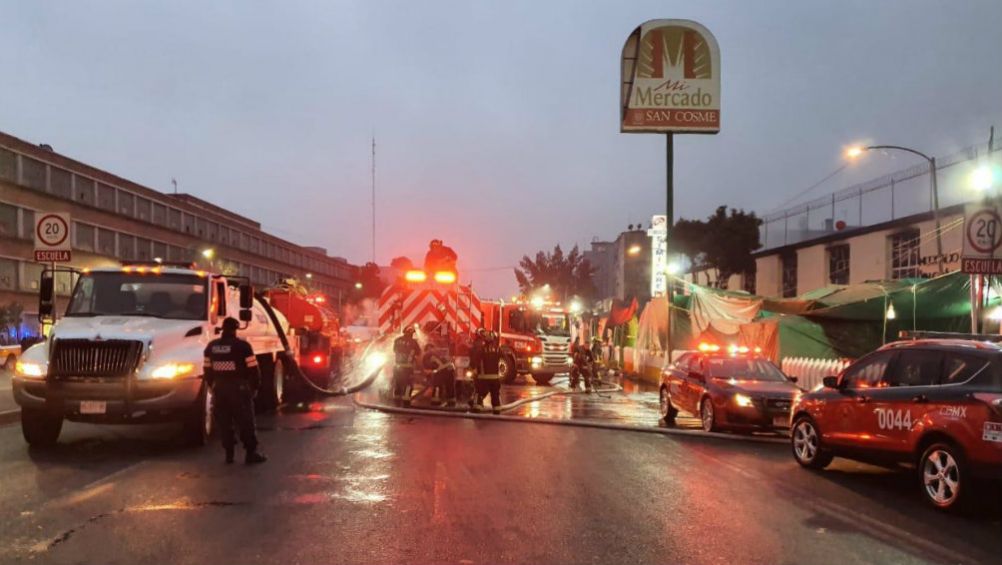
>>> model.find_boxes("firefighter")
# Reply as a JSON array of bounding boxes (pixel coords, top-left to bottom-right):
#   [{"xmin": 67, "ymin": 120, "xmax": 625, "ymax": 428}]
[
  {"xmin": 392, "ymin": 326, "xmax": 421, "ymax": 407},
  {"xmin": 424, "ymin": 343, "xmax": 456, "ymax": 407},
  {"xmin": 570, "ymin": 341, "xmax": 594, "ymax": 392},
  {"xmin": 472, "ymin": 331, "xmax": 503, "ymax": 414},
  {"xmin": 591, "ymin": 336, "xmax": 606, "ymax": 382},
  {"xmin": 423, "ymin": 239, "xmax": 458, "ymax": 275},
  {"xmin": 204, "ymin": 317, "xmax": 267, "ymax": 465}
]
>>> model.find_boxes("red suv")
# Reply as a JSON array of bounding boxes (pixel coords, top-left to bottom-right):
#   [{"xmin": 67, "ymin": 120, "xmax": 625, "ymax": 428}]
[
  {"xmin": 790, "ymin": 339, "xmax": 1002, "ymax": 511},
  {"xmin": 660, "ymin": 346, "xmax": 801, "ymax": 432}
]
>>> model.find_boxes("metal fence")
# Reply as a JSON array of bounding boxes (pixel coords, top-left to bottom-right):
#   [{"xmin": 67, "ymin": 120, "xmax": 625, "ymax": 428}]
[{"xmin": 761, "ymin": 143, "xmax": 1002, "ymax": 250}]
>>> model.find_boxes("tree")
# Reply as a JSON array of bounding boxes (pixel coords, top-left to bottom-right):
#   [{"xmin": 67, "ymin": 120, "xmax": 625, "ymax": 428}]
[
  {"xmin": 514, "ymin": 244, "xmax": 596, "ymax": 301},
  {"xmin": 354, "ymin": 262, "xmax": 386, "ymax": 301},
  {"xmin": 672, "ymin": 206, "xmax": 761, "ymax": 288}
]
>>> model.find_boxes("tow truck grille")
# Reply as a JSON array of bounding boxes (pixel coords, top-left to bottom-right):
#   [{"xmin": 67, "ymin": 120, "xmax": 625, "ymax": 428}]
[{"xmin": 49, "ymin": 339, "xmax": 144, "ymax": 378}]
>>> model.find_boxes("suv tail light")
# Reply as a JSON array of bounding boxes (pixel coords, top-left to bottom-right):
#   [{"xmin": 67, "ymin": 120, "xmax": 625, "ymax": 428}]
[{"xmin": 973, "ymin": 393, "xmax": 1002, "ymax": 416}]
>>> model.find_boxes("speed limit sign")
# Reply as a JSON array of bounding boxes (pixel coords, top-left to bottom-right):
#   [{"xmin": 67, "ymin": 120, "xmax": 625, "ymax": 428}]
[
  {"xmin": 34, "ymin": 212, "xmax": 72, "ymax": 262},
  {"xmin": 962, "ymin": 205, "xmax": 1002, "ymax": 274}
]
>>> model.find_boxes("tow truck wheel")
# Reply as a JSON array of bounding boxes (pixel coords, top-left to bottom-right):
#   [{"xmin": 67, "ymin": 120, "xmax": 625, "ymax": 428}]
[
  {"xmin": 792, "ymin": 416, "xmax": 833, "ymax": 469},
  {"xmin": 920, "ymin": 442, "xmax": 970, "ymax": 511},
  {"xmin": 183, "ymin": 384, "xmax": 213, "ymax": 447},
  {"xmin": 499, "ymin": 356, "xmax": 516, "ymax": 384},
  {"xmin": 659, "ymin": 387, "xmax": 677, "ymax": 425},
  {"xmin": 254, "ymin": 355, "xmax": 285, "ymax": 412},
  {"xmin": 21, "ymin": 408, "xmax": 62, "ymax": 447},
  {"xmin": 700, "ymin": 398, "xmax": 719, "ymax": 433}
]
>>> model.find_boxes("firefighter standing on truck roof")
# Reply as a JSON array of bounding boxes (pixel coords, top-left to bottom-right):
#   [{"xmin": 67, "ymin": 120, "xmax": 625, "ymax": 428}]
[
  {"xmin": 392, "ymin": 326, "xmax": 421, "ymax": 407},
  {"xmin": 204, "ymin": 317, "xmax": 267, "ymax": 465},
  {"xmin": 471, "ymin": 331, "xmax": 503, "ymax": 415}
]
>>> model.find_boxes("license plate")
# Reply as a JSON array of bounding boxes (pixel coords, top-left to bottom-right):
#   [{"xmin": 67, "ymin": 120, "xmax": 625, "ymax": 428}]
[
  {"xmin": 773, "ymin": 415, "xmax": 789, "ymax": 428},
  {"xmin": 80, "ymin": 401, "xmax": 107, "ymax": 414}
]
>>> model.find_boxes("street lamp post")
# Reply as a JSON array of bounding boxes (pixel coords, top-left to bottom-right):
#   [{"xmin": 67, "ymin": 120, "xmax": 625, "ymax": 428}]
[{"xmin": 847, "ymin": 144, "xmax": 944, "ymax": 274}]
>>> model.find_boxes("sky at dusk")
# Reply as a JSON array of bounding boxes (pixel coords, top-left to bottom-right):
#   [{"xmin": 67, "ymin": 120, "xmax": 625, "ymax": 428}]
[{"xmin": 2, "ymin": 1, "xmax": 1001, "ymax": 298}]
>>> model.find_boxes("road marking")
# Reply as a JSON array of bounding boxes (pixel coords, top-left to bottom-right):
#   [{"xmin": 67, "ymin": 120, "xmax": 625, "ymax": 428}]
[{"xmin": 42, "ymin": 461, "xmax": 149, "ymax": 511}]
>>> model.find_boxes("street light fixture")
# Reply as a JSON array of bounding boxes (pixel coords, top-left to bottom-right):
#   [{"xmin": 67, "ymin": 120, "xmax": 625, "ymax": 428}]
[
  {"xmin": 201, "ymin": 248, "xmax": 215, "ymax": 260},
  {"xmin": 845, "ymin": 143, "xmax": 944, "ymax": 274},
  {"xmin": 970, "ymin": 164, "xmax": 1000, "ymax": 193}
]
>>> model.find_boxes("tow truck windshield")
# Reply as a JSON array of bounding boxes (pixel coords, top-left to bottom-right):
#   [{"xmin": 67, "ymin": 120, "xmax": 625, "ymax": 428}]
[
  {"xmin": 66, "ymin": 272, "xmax": 208, "ymax": 320},
  {"xmin": 708, "ymin": 357, "xmax": 788, "ymax": 382}
]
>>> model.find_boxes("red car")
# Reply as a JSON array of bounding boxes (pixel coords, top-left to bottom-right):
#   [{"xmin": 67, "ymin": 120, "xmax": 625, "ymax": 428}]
[
  {"xmin": 660, "ymin": 346, "xmax": 801, "ymax": 432},
  {"xmin": 790, "ymin": 338, "xmax": 1002, "ymax": 511}
]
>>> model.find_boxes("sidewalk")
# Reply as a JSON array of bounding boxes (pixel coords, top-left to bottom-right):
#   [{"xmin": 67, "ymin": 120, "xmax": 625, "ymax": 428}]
[{"xmin": 0, "ymin": 371, "xmax": 19, "ymax": 425}]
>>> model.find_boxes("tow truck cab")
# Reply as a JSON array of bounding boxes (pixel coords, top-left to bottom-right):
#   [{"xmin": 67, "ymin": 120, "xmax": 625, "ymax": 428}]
[{"xmin": 12, "ymin": 265, "xmax": 289, "ymax": 447}]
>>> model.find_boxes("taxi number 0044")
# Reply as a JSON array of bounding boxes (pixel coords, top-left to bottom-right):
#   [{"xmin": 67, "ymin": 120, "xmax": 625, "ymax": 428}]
[{"xmin": 875, "ymin": 408, "xmax": 912, "ymax": 431}]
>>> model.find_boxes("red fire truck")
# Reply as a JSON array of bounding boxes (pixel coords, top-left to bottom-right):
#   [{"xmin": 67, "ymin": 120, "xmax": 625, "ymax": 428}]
[
  {"xmin": 480, "ymin": 298, "xmax": 572, "ymax": 385},
  {"xmin": 265, "ymin": 281, "xmax": 345, "ymax": 403}
]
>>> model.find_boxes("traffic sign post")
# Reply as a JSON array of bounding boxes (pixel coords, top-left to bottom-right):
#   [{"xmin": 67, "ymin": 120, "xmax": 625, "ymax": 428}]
[{"xmin": 961, "ymin": 204, "xmax": 1002, "ymax": 333}]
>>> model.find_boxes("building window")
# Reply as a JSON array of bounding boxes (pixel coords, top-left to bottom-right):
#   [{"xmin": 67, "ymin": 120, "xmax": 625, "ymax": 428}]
[
  {"xmin": 0, "ymin": 203, "xmax": 16, "ymax": 237},
  {"xmin": 50, "ymin": 167, "xmax": 72, "ymax": 199},
  {"xmin": 153, "ymin": 241, "xmax": 167, "ymax": 261},
  {"xmin": 152, "ymin": 203, "xmax": 167, "ymax": 226},
  {"xmin": 136, "ymin": 198, "xmax": 151, "ymax": 222},
  {"xmin": 21, "ymin": 157, "xmax": 46, "ymax": 191},
  {"xmin": 75, "ymin": 177, "xmax": 95, "ymax": 206},
  {"xmin": 118, "ymin": 234, "xmax": 136, "ymax": 261},
  {"xmin": 889, "ymin": 229, "xmax": 920, "ymax": 280},
  {"xmin": 21, "ymin": 262, "xmax": 43, "ymax": 291},
  {"xmin": 98, "ymin": 184, "xmax": 116, "ymax": 211},
  {"xmin": 74, "ymin": 223, "xmax": 96, "ymax": 252},
  {"xmin": 136, "ymin": 238, "xmax": 152, "ymax": 261},
  {"xmin": 118, "ymin": 191, "xmax": 135, "ymax": 217},
  {"xmin": 168, "ymin": 208, "xmax": 182, "ymax": 231},
  {"xmin": 20, "ymin": 209, "xmax": 34, "ymax": 240},
  {"xmin": 0, "ymin": 148, "xmax": 15, "ymax": 182},
  {"xmin": 97, "ymin": 228, "xmax": 116, "ymax": 256},
  {"xmin": 827, "ymin": 244, "xmax": 850, "ymax": 285},
  {"xmin": 182, "ymin": 213, "xmax": 195, "ymax": 234},
  {"xmin": 781, "ymin": 252, "xmax": 797, "ymax": 298},
  {"xmin": 0, "ymin": 258, "xmax": 17, "ymax": 290}
]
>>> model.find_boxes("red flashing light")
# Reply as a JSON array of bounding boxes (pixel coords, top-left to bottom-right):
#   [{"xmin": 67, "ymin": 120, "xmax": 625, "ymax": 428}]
[
  {"xmin": 697, "ymin": 342, "xmax": 720, "ymax": 353},
  {"xmin": 311, "ymin": 354, "xmax": 325, "ymax": 366},
  {"xmin": 405, "ymin": 270, "xmax": 427, "ymax": 283}
]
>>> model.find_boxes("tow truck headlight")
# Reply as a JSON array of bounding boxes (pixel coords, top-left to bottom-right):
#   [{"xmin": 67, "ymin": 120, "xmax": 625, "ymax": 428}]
[
  {"xmin": 14, "ymin": 360, "xmax": 46, "ymax": 379},
  {"xmin": 734, "ymin": 393, "xmax": 755, "ymax": 407},
  {"xmin": 148, "ymin": 362, "xmax": 197, "ymax": 380}
]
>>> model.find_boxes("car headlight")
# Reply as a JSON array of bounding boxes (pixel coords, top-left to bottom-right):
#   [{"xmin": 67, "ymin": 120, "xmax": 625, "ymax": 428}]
[
  {"xmin": 530, "ymin": 356, "xmax": 543, "ymax": 367},
  {"xmin": 734, "ymin": 393, "xmax": 755, "ymax": 407},
  {"xmin": 147, "ymin": 362, "xmax": 197, "ymax": 380},
  {"xmin": 14, "ymin": 360, "xmax": 46, "ymax": 379}
]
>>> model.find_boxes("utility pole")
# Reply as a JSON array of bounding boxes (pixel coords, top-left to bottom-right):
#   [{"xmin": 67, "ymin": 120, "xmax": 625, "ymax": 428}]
[{"xmin": 371, "ymin": 136, "xmax": 376, "ymax": 264}]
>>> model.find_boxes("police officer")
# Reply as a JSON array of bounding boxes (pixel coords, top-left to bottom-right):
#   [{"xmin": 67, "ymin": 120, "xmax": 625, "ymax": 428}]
[
  {"xmin": 204, "ymin": 317, "xmax": 267, "ymax": 465},
  {"xmin": 392, "ymin": 326, "xmax": 421, "ymax": 407},
  {"xmin": 471, "ymin": 331, "xmax": 503, "ymax": 414}
]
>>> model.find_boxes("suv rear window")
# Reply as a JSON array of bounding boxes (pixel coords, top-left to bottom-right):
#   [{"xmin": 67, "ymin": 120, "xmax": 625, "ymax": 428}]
[{"xmin": 941, "ymin": 353, "xmax": 990, "ymax": 385}]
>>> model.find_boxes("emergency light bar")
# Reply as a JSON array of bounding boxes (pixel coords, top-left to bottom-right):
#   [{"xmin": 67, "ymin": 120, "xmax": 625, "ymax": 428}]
[
  {"xmin": 433, "ymin": 271, "xmax": 457, "ymax": 284},
  {"xmin": 405, "ymin": 270, "xmax": 427, "ymax": 283}
]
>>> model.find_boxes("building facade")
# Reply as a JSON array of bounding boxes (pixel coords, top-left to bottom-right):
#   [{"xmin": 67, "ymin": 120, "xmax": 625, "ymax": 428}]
[
  {"xmin": 585, "ymin": 228, "xmax": 652, "ymax": 305},
  {"xmin": 754, "ymin": 206, "xmax": 964, "ymax": 298},
  {"xmin": 0, "ymin": 131, "xmax": 358, "ymax": 338}
]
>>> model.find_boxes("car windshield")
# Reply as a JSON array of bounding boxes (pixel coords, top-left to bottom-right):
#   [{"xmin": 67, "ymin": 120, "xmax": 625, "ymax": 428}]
[
  {"xmin": 707, "ymin": 357, "xmax": 788, "ymax": 382},
  {"xmin": 66, "ymin": 272, "xmax": 208, "ymax": 321}
]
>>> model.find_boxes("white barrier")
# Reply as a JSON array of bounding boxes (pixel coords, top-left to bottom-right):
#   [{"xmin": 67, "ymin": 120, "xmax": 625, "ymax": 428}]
[{"xmin": 780, "ymin": 357, "xmax": 853, "ymax": 390}]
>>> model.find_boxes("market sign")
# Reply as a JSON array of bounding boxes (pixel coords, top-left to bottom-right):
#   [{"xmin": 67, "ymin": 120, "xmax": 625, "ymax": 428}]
[
  {"xmin": 648, "ymin": 215, "xmax": 668, "ymax": 296},
  {"xmin": 621, "ymin": 19, "xmax": 721, "ymax": 134},
  {"xmin": 34, "ymin": 212, "xmax": 72, "ymax": 263},
  {"xmin": 961, "ymin": 204, "xmax": 1002, "ymax": 274}
]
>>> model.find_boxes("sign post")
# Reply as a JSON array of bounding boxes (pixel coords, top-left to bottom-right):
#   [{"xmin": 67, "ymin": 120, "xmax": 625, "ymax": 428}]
[
  {"xmin": 961, "ymin": 204, "xmax": 1002, "ymax": 332},
  {"xmin": 622, "ymin": 19, "xmax": 721, "ymax": 361}
]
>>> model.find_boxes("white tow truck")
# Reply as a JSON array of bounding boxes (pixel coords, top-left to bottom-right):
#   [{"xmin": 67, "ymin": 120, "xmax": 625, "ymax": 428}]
[{"xmin": 12, "ymin": 264, "xmax": 292, "ymax": 446}]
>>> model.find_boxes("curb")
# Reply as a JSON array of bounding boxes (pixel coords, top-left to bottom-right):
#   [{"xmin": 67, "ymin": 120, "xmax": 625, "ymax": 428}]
[
  {"xmin": 0, "ymin": 409, "xmax": 19, "ymax": 427},
  {"xmin": 351, "ymin": 395, "xmax": 787, "ymax": 445}
]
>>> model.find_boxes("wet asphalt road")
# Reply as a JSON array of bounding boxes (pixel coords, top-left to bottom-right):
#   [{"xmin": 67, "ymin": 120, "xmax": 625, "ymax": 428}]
[{"xmin": 0, "ymin": 392, "xmax": 1000, "ymax": 565}]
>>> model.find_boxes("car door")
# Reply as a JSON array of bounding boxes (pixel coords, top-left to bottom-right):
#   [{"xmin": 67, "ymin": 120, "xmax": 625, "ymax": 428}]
[
  {"xmin": 684, "ymin": 354, "xmax": 708, "ymax": 414},
  {"xmin": 667, "ymin": 353, "xmax": 691, "ymax": 411},
  {"xmin": 865, "ymin": 348, "xmax": 943, "ymax": 456},
  {"xmin": 825, "ymin": 350, "xmax": 896, "ymax": 447}
]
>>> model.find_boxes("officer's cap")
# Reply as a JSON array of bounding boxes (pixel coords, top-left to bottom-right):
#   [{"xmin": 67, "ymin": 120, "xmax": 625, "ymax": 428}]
[{"xmin": 222, "ymin": 317, "xmax": 240, "ymax": 332}]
